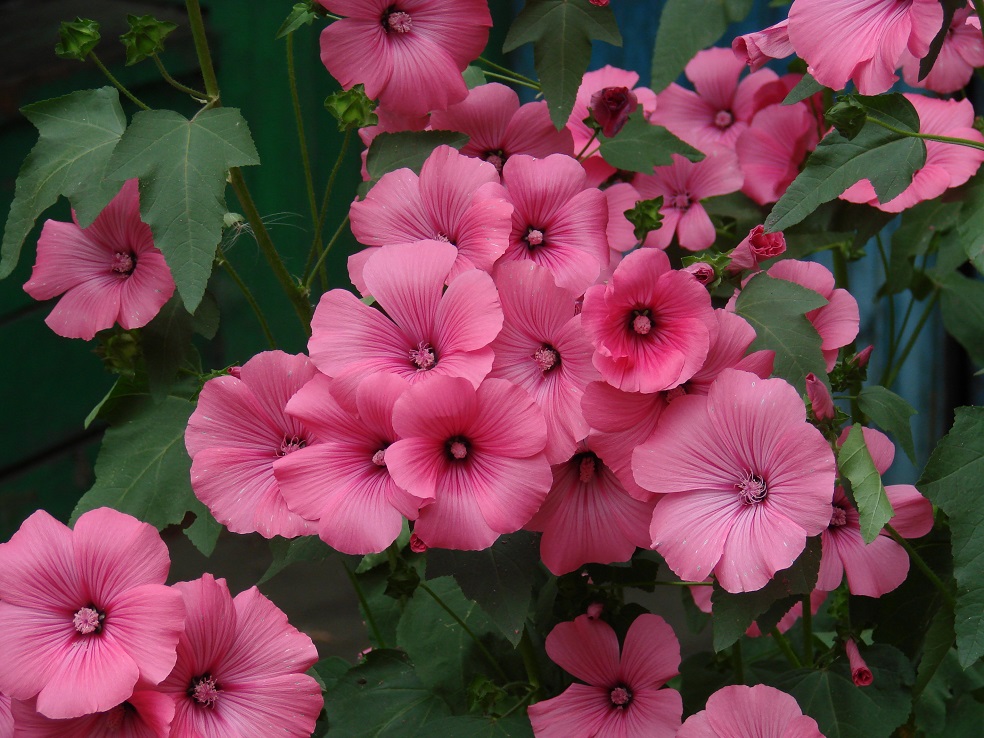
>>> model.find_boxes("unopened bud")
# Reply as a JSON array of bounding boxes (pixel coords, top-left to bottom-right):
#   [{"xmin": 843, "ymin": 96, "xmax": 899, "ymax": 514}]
[
  {"xmin": 325, "ymin": 84, "xmax": 378, "ymax": 131},
  {"xmin": 805, "ymin": 373, "xmax": 834, "ymax": 421},
  {"xmin": 409, "ymin": 532, "xmax": 427, "ymax": 553},
  {"xmin": 590, "ymin": 86, "xmax": 637, "ymax": 138},
  {"xmin": 120, "ymin": 15, "xmax": 177, "ymax": 66},
  {"xmin": 55, "ymin": 18, "xmax": 101, "ymax": 61},
  {"xmin": 728, "ymin": 225, "xmax": 786, "ymax": 273},
  {"xmin": 846, "ymin": 639, "xmax": 873, "ymax": 687},
  {"xmin": 683, "ymin": 262, "xmax": 716, "ymax": 286}
]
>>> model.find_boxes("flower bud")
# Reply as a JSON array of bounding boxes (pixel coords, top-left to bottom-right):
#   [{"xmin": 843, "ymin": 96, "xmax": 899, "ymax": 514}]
[
  {"xmin": 826, "ymin": 98, "xmax": 867, "ymax": 140},
  {"xmin": 590, "ymin": 86, "xmax": 638, "ymax": 138},
  {"xmin": 805, "ymin": 373, "xmax": 834, "ymax": 421},
  {"xmin": 727, "ymin": 225, "xmax": 786, "ymax": 273},
  {"xmin": 409, "ymin": 532, "xmax": 428, "ymax": 553},
  {"xmin": 586, "ymin": 602, "xmax": 604, "ymax": 620},
  {"xmin": 55, "ymin": 18, "xmax": 101, "ymax": 61},
  {"xmin": 683, "ymin": 262, "xmax": 716, "ymax": 286},
  {"xmin": 589, "ymin": 0, "xmax": 611, "ymax": 6},
  {"xmin": 325, "ymin": 84, "xmax": 378, "ymax": 131},
  {"xmin": 846, "ymin": 639, "xmax": 873, "ymax": 687},
  {"xmin": 120, "ymin": 14, "xmax": 178, "ymax": 66},
  {"xmin": 853, "ymin": 345, "xmax": 873, "ymax": 369}
]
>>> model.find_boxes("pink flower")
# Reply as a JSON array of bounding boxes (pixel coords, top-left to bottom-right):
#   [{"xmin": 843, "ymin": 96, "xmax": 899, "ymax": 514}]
[
  {"xmin": 429, "ymin": 83, "xmax": 575, "ymax": 174},
  {"xmin": 787, "ymin": 0, "xmax": 943, "ymax": 94},
  {"xmin": 651, "ymin": 48, "xmax": 783, "ymax": 154},
  {"xmin": 805, "ymin": 372, "xmax": 835, "ymax": 421},
  {"xmin": 527, "ymin": 613, "xmax": 682, "ymax": 738},
  {"xmin": 633, "ymin": 149, "xmax": 744, "ymax": 251},
  {"xmin": 677, "ymin": 684, "xmax": 824, "ymax": 738},
  {"xmin": 23, "ymin": 179, "xmax": 175, "ymax": 341},
  {"xmin": 736, "ymin": 103, "xmax": 820, "ymax": 206},
  {"xmin": 684, "ymin": 262, "xmax": 716, "ymax": 285},
  {"xmin": 581, "ymin": 248, "xmax": 715, "ymax": 393},
  {"xmin": 158, "ymin": 574, "xmax": 322, "ymax": 738},
  {"xmin": 733, "ymin": 20, "xmax": 794, "ymax": 71},
  {"xmin": 310, "ymin": 240, "xmax": 503, "ymax": 395},
  {"xmin": 728, "ymin": 225, "xmax": 788, "ymax": 272},
  {"xmin": 846, "ymin": 639, "xmax": 874, "ymax": 687},
  {"xmin": 385, "ymin": 375, "xmax": 552, "ymax": 550},
  {"xmin": 348, "ymin": 145, "xmax": 513, "ymax": 292},
  {"xmin": 634, "ymin": 369, "xmax": 836, "ymax": 593},
  {"xmin": 0, "ymin": 693, "xmax": 11, "ymax": 737},
  {"xmin": 275, "ymin": 372, "xmax": 428, "ymax": 554},
  {"xmin": 317, "ymin": 0, "xmax": 491, "ymax": 117},
  {"xmin": 489, "ymin": 262, "xmax": 598, "ymax": 464},
  {"xmin": 604, "ymin": 182, "xmax": 643, "ymax": 253},
  {"xmin": 767, "ymin": 259, "xmax": 859, "ymax": 371},
  {"xmin": 185, "ymin": 351, "xmax": 319, "ymax": 539},
  {"xmin": 840, "ymin": 94, "xmax": 984, "ymax": 213},
  {"xmin": 902, "ymin": 8, "xmax": 984, "ymax": 92},
  {"xmin": 9, "ymin": 690, "xmax": 174, "ymax": 737},
  {"xmin": 0, "ymin": 508, "xmax": 185, "ymax": 719}
]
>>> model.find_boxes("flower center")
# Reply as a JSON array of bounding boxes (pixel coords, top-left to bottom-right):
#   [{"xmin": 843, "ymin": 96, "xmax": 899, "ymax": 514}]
[
  {"xmin": 666, "ymin": 386, "xmax": 687, "ymax": 402},
  {"xmin": 189, "ymin": 674, "xmax": 220, "ymax": 707},
  {"xmin": 372, "ymin": 448, "xmax": 387, "ymax": 467},
  {"xmin": 670, "ymin": 193, "xmax": 692, "ymax": 210},
  {"xmin": 384, "ymin": 10, "xmax": 413, "ymax": 33},
  {"xmin": 630, "ymin": 309, "xmax": 653, "ymax": 335},
  {"xmin": 484, "ymin": 150, "xmax": 506, "ymax": 174},
  {"xmin": 409, "ymin": 342, "xmax": 437, "ymax": 370},
  {"xmin": 533, "ymin": 345, "xmax": 560, "ymax": 373},
  {"xmin": 435, "ymin": 232, "xmax": 453, "ymax": 245},
  {"xmin": 829, "ymin": 505, "xmax": 848, "ymax": 527},
  {"xmin": 736, "ymin": 471, "xmax": 768, "ymax": 505},
  {"xmin": 104, "ymin": 703, "xmax": 135, "ymax": 729},
  {"xmin": 446, "ymin": 436, "xmax": 469, "ymax": 461},
  {"xmin": 578, "ymin": 453, "xmax": 597, "ymax": 483},
  {"xmin": 714, "ymin": 110, "xmax": 734, "ymax": 129},
  {"xmin": 111, "ymin": 251, "xmax": 135, "ymax": 277},
  {"xmin": 525, "ymin": 228, "xmax": 545, "ymax": 248},
  {"xmin": 278, "ymin": 434, "xmax": 307, "ymax": 457},
  {"xmin": 610, "ymin": 685, "xmax": 632, "ymax": 708},
  {"xmin": 73, "ymin": 605, "xmax": 104, "ymax": 635}
]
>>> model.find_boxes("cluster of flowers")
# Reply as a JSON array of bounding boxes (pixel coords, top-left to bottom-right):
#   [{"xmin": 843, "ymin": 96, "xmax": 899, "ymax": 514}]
[{"xmin": 0, "ymin": 508, "xmax": 323, "ymax": 737}]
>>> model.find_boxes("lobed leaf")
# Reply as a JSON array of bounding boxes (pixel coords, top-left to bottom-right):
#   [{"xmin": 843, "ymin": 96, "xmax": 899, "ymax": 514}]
[
  {"xmin": 361, "ymin": 130, "xmax": 469, "ymax": 197},
  {"xmin": 857, "ymin": 386, "xmax": 917, "ymax": 464},
  {"xmin": 938, "ymin": 271, "xmax": 984, "ymax": 367},
  {"xmin": 260, "ymin": 536, "xmax": 334, "ymax": 584},
  {"xmin": 839, "ymin": 424, "xmax": 893, "ymax": 544},
  {"xmin": 597, "ymin": 111, "xmax": 703, "ymax": 173}
]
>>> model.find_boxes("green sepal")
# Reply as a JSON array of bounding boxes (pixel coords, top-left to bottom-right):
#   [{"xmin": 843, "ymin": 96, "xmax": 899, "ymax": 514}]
[
  {"xmin": 55, "ymin": 18, "xmax": 101, "ymax": 61},
  {"xmin": 120, "ymin": 14, "xmax": 178, "ymax": 66}
]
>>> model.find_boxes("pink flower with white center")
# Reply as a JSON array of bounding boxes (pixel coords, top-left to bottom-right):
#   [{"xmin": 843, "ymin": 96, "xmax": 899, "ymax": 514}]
[
  {"xmin": 840, "ymin": 94, "xmax": 984, "ymax": 213},
  {"xmin": 0, "ymin": 508, "xmax": 185, "ymax": 719},
  {"xmin": 527, "ymin": 613, "xmax": 682, "ymax": 738},
  {"xmin": 317, "ymin": 0, "xmax": 491, "ymax": 117},
  {"xmin": 498, "ymin": 154, "xmax": 609, "ymax": 294},
  {"xmin": 385, "ymin": 375, "xmax": 552, "ymax": 551},
  {"xmin": 733, "ymin": 20, "xmax": 794, "ymax": 71},
  {"xmin": 767, "ymin": 260, "xmax": 860, "ymax": 372},
  {"xmin": 566, "ymin": 66, "xmax": 658, "ymax": 187},
  {"xmin": 310, "ymin": 240, "xmax": 503, "ymax": 395},
  {"xmin": 581, "ymin": 248, "xmax": 715, "ymax": 394},
  {"xmin": 901, "ymin": 7, "xmax": 984, "ymax": 93},
  {"xmin": 348, "ymin": 145, "xmax": 513, "ymax": 293},
  {"xmin": 634, "ymin": 369, "xmax": 836, "ymax": 593},
  {"xmin": 651, "ymin": 48, "xmax": 783, "ymax": 154},
  {"xmin": 185, "ymin": 351, "xmax": 318, "ymax": 539},
  {"xmin": 429, "ymin": 83, "xmax": 575, "ymax": 175},
  {"xmin": 9, "ymin": 690, "xmax": 174, "ymax": 737},
  {"xmin": 22, "ymin": 179, "xmax": 175, "ymax": 341},
  {"xmin": 158, "ymin": 575, "xmax": 322, "ymax": 738},
  {"xmin": 274, "ymin": 372, "xmax": 427, "ymax": 555},
  {"xmin": 677, "ymin": 684, "xmax": 824, "ymax": 738},
  {"xmin": 787, "ymin": 0, "xmax": 943, "ymax": 95},
  {"xmin": 817, "ymin": 427, "xmax": 934, "ymax": 597},
  {"xmin": 737, "ymin": 102, "xmax": 820, "ymax": 206},
  {"xmin": 489, "ymin": 262, "xmax": 598, "ymax": 464},
  {"xmin": 846, "ymin": 639, "xmax": 874, "ymax": 686},
  {"xmin": 633, "ymin": 149, "xmax": 744, "ymax": 251},
  {"xmin": 526, "ymin": 441, "xmax": 657, "ymax": 576}
]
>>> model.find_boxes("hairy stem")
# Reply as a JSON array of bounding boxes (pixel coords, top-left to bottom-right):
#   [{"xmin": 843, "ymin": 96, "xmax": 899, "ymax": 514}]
[
  {"xmin": 216, "ymin": 246, "xmax": 276, "ymax": 348},
  {"xmin": 286, "ymin": 34, "xmax": 319, "ymax": 234},
  {"xmin": 89, "ymin": 53, "xmax": 150, "ymax": 110},
  {"xmin": 152, "ymin": 55, "xmax": 207, "ymax": 100},
  {"xmin": 185, "ymin": 0, "xmax": 220, "ymax": 101},
  {"xmin": 771, "ymin": 627, "xmax": 803, "ymax": 668}
]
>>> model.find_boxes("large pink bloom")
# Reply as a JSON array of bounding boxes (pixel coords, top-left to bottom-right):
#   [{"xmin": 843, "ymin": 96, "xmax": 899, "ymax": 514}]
[
  {"xmin": 840, "ymin": 94, "xmax": 984, "ymax": 213},
  {"xmin": 0, "ymin": 508, "xmax": 185, "ymax": 719},
  {"xmin": 23, "ymin": 179, "xmax": 175, "ymax": 341},
  {"xmin": 817, "ymin": 427, "xmax": 934, "ymax": 597},
  {"xmin": 787, "ymin": 0, "xmax": 943, "ymax": 94},
  {"xmin": 527, "ymin": 613, "xmax": 682, "ymax": 738},
  {"xmin": 185, "ymin": 351, "xmax": 319, "ymax": 539},
  {"xmin": 275, "ymin": 372, "xmax": 428, "ymax": 555},
  {"xmin": 901, "ymin": 8, "xmax": 984, "ymax": 93},
  {"xmin": 158, "ymin": 575, "xmax": 322, "ymax": 738},
  {"xmin": 677, "ymin": 684, "xmax": 824, "ymax": 738},
  {"xmin": 581, "ymin": 248, "xmax": 715, "ymax": 394},
  {"xmin": 9, "ymin": 690, "xmax": 174, "ymax": 737},
  {"xmin": 633, "ymin": 149, "xmax": 744, "ymax": 251},
  {"xmin": 317, "ymin": 0, "xmax": 491, "ymax": 116},
  {"xmin": 634, "ymin": 370, "xmax": 836, "ymax": 593},
  {"xmin": 1, "ymin": 693, "xmax": 12, "ymax": 737},
  {"xmin": 429, "ymin": 83, "xmax": 575, "ymax": 175},
  {"xmin": 386, "ymin": 375, "xmax": 552, "ymax": 550},
  {"xmin": 310, "ymin": 240, "xmax": 503, "ymax": 395},
  {"xmin": 498, "ymin": 154, "xmax": 610, "ymax": 295},
  {"xmin": 737, "ymin": 102, "xmax": 820, "ymax": 206},
  {"xmin": 733, "ymin": 20, "xmax": 794, "ymax": 71},
  {"xmin": 348, "ymin": 145, "xmax": 513, "ymax": 292}
]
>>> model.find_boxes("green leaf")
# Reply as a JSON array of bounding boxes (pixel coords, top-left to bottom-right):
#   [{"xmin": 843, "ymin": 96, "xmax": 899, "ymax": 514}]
[
  {"xmin": 711, "ymin": 537, "xmax": 821, "ymax": 651},
  {"xmin": 938, "ymin": 271, "xmax": 984, "ymax": 367},
  {"xmin": 462, "ymin": 65, "xmax": 488, "ymax": 89},
  {"xmin": 183, "ymin": 503, "xmax": 222, "ymax": 557},
  {"xmin": 276, "ymin": 1, "xmax": 318, "ymax": 39},
  {"xmin": 260, "ymin": 536, "xmax": 333, "ymax": 584},
  {"xmin": 914, "ymin": 605, "xmax": 955, "ymax": 700},
  {"xmin": 772, "ymin": 644, "xmax": 914, "ymax": 738},
  {"xmin": 649, "ymin": 0, "xmax": 753, "ymax": 93},
  {"xmin": 313, "ymin": 655, "xmax": 351, "ymax": 691},
  {"xmin": 783, "ymin": 73, "xmax": 825, "ymax": 105},
  {"xmin": 323, "ymin": 650, "xmax": 451, "ymax": 738},
  {"xmin": 765, "ymin": 94, "xmax": 926, "ymax": 232},
  {"xmin": 734, "ymin": 273, "xmax": 828, "ymax": 394},
  {"xmin": 106, "ymin": 108, "xmax": 260, "ymax": 312},
  {"xmin": 142, "ymin": 294, "xmax": 211, "ymax": 401},
  {"xmin": 503, "ymin": 0, "xmax": 622, "ymax": 128},
  {"xmin": 71, "ymin": 396, "xmax": 197, "ymax": 530},
  {"xmin": 885, "ymin": 199, "xmax": 961, "ymax": 295},
  {"xmin": 597, "ymin": 111, "xmax": 703, "ymax": 173},
  {"xmin": 955, "ymin": 174, "xmax": 984, "ymax": 275},
  {"xmin": 426, "ymin": 531, "xmax": 541, "ymax": 646},
  {"xmin": 857, "ymin": 386, "xmax": 917, "ymax": 464},
  {"xmin": 1, "ymin": 87, "xmax": 126, "ymax": 279},
  {"xmin": 361, "ymin": 130, "xmax": 469, "ymax": 197},
  {"xmin": 839, "ymin": 424, "xmax": 893, "ymax": 544},
  {"xmin": 918, "ymin": 0, "xmax": 966, "ymax": 81},
  {"xmin": 918, "ymin": 406, "xmax": 984, "ymax": 667},
  {"xmin": 397, "ymin": 577, "xmax": 497, "ymax": 709}
]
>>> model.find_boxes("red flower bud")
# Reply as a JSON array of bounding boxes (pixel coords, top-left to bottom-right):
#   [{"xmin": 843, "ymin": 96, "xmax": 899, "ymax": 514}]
[
  {"xmin": 805, "ymin": 373, "xmax": 834, "ymax": 421},
  {"xmin": 590, "ymin": 86, "xmax": 638, "ymax": 138},
  {"xmin": 683, "ymin": 262, "xmax": 716, "ymax": 285},
  {"xmin": 846, "ymin": 639, "xmax": 873, "ymax": 687},
  {"xmin": 728, "ymin": 225, "xmax": 787, "ymax": 273}
]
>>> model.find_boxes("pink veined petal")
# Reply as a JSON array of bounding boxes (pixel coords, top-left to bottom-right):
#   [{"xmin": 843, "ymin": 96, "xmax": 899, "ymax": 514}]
[
  {"xmin": 687, "ymin": 147, "xmax": 745, "ymax": 198},
  {"xmin": 434, "ymin": 269, "xmax": 504, "ymax": 353},
  {"xmin": 886, "ymin": 484, "xmax": 934, "ymax": 538},
  {"xmin": 675, "ymin": 203, "xmax": 717, "ymax": 251},
  {"xmin": 407, "ymin": 465, "xmax": 501, "ymax": 550},
  {"xmin": 349, "ymin": 169, "xmax": 430, "ymax": 248},
  {"xmin": 384, "ymin": 436, "xmax": 450, "ymax": 505},
  {"xmin": 731, "ymin": 66, "xmax": 782, "ymax": 122},
  {"xmin": 527, "ymin": 684, "xmax": 612, "ymax": 738},
  {"xmin": 391, "ymin": 375, "xmax": 480, "ymax": 440},
  {"xmin": 376, "ymin": 32, "xmax": 469, "ymax": 116},
  {"xmin": 319, "ymin": 18, "xmax": 391, "ymax": 100},
  {"xmin": 418, "ymin": 145, "xmax": 501, "ymax": 227},
  {"xmin": 0, "ymin": 603, "xmax": 68, "ymax": 702},
  {"xmin": 503, "ymin": 154, "xmax": 588, "ymax": 227},
  {"xmin": 686, "ymin": 47, "xmax": 745, "ymax": 111},
  {"xmin": 235, "ymin": 352, "xmax": 317, "ymax": 440},
  {"xmin": 283, "ymin": 372, "xmax": 354, "ymax": 441},
  {"xmin": 0, "ymin": 510, "xmax": 81, "ymax": 611},
  {"xmin": 817, "ymin": 530, "xmax": 848, "ymax": 591},
  {"xmin": 704, "ymin": 684, "xmax": 818, "ymax": 737},
  {"xmin": 448, "ymin": 184, "xmax": 514, "ymax": 275},
  {"xmin": 115, "ymin": 247, "xmax": 175, "ymax": 330},
  {"xmin": 9, "ymin": 689, "xmax": 175, "ymax": 738},
  {"xmin": 503, "ymin": 100, "xmax": 575, "ymax": 159},
  {"xmin": 467, "ymin": 378, "xmax": 548, "ymax": 458},
  {"xmin": 715, "ymin": 504, "xmax": 808, "ymax": 593},
  {"xmin": 202, "ymin": 673, "xmax": 323, "ymax": 738},
  {"xmin": 618, "ymin": 687, "xmax": 682, "ymax": 738},
  {"xmin": 44, "ymin": 274, "xmax": 124, "ymax": 340},
  {"xmin": 465, "ymin": 452, "xmax": 553, "ymax": 534},
  {"xmin": 102, "ymin": 583, "xmax": 186, "ymax": 685},
  {"xmin": 651, "ymin": 84, "xmax": 719, "ymax": 152},
  {"xmin": 185, "ymin": 374, "xmax": 283, "ymax": 457},
  {"xmin": 23, "ymin": 220, "xmax": 112, "ymax": 300},
  {"xmin": 649, "ymin": 491, "xmax": 740, "ymax": 583},
  {"xmin": 873, "ymin": 165, "xmax": 954, "ymax": 212},
  {"xmin": 675, "ymin": 710, "xmax": 717, "ymax": 738},
  {"xmin": 618, "ymin": 613, "xmax": 681, "ymax": 688},
  {"xmin": 170, "ymin": 575, "xmax": 238, "ymax": 682},
  {"xmin": 808, "ymin": 287, "xmax": 860, "ymax": 351},
  {"xmin": 430, "ymin": 83, "xmax": 518, "ymax": 156},
  {"xmin": 834, "ymin": 527, "xmax": 911, "ymax": 597},
  {"xmin": 315, "ymin": 468, "xmax": 415, "ymax": 553},
  {"xmin": 545, "ymin": 615, "xmax": 621, "ymax": 686}
]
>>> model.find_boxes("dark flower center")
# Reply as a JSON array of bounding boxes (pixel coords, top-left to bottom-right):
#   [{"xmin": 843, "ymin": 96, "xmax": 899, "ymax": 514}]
[
  {"xmin": 577, "ymin": 452, "xmax": 599, "ymax": 483},
  {"xmin": 409, "ymin": 342, "xmax": 437, "ymax": 370},
  {"xmin": 111, "ymin": 251, "xmax": 136, "ymax": 277},
  {"xmin": 484, "ymin": 150, "xmax": 506, "ymax": 174},
  {"xmin": 829, "ymin": 505, "xmax": 848, "ymax": 527},
  {"xmin": 372, "ymin": 448, "xmax": 387, "ymax": 467},
  {"xmin": 446, "ymin": 435, "xmax": 470, "ymax": 461},
  {"xmin": 384, "ymin": 9, "xmax": 413, "ymax": 33},
  {"xmin": 630, "ymin": 308, "xmax": 654, "ymax": 336},
  {"xmin": 73, "ymin": 605, "xmax": 105, "ymax": 634},
  {"xmin": 714, "ymin": 110, "xmax": 734, "ymax": 129},
  {"xmin": 278, "ymin": 435, "xmax": 307, "ymax": 456},
  {"xmin": 525, "ymin": 227, "xmax": 546, "ymax": 248},
  {"xmin": 670, "ymin": 193, "xmax": 692, "ymax": 210},
  {"xmin": 533, "ymin": 344, "xmax": 560, "ymax": 373},
  {"xmin": 610, "ymin": 685, "xmax": 633, "ymax": 708},
  {"xmin": 188, "ymin": 673, "xmax": 221, "ymax": 707},
  {"xmin": 736, "ymin": 471, "xmax": 768, "ymax": 505}
]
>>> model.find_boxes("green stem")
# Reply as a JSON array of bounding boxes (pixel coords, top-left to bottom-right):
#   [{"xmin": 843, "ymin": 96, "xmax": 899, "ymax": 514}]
[
  {"xmin": 801, "ymin": 594, "xmax": 814, "ymax": 667},
  {"xmin": 771, "ymin": 627, "xmax": 803, "ymax": 668},
  {"xmin": 867, "ymin": 116, "xmax": 984, "ymax": 152},
  {"xmin": 477, "ymin": 56, "xmax": 539, "ymax": 87},
  {"xmin": 305, "ymin": 129, "xmax": 353, "ymax": 287},
  {"xmin": 228, "ymin": 168, "xmax": 312, "ymax": 332},
  {"xmin": 832, "ymin": 244, "xmax": 862, "ymax": 420},
  {"xmin": 518, "ymin": 628, "xmax": 541, "ymax": 696},
  {"xmin": 152, "ymin": 55, "xmax": 207, "ymax": 99},
  {"xmin": 732, "ymin": 641, "xmax": 745, "ymax": 685},
  {"xmin": 882, "ymin": 290, "xmax": 940, "ymax": 388},
  {"xmin": 216, "ymin": 246, "xmax": 276, "ymax": 348},
  {"xmin": 875, "ymin": 234, "xmax": 898, "ymax": 362},
  {"xmin": 885, "ymin": 524, "xmax": 956, "ymax": 609},
  {"xmin": 185, "ymin": 0, "xmax": 220, "ymax": 101},
  {"xmin": 286, "ymin": 34, "xmax": 319, "ymax": 234},
  {"xmin": 88, "ymin": 53, "xmax": 150, "ymax": 110},
  {"xmin": 305, "ymin": 215, "xmax": 349, "ymax": 292},
  {"xmin": 341, "ymin": 560, "xmax": 387, "ymax": 648},
  {"xmin": 418, "ymin": 581, "xmax": 510, "ymax": 682},
  {"xmin": 576, "ymin": 130, "xmax": 601, "ymax": 161},
  {"xmin": 480, "ymin": 70, "xmax": 542, "ymax": 92}
]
